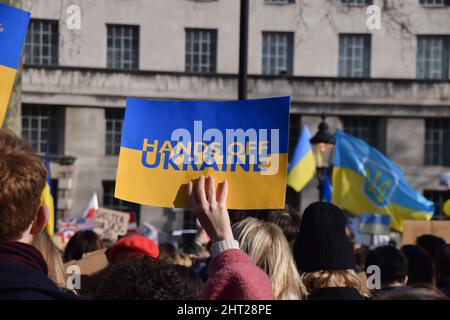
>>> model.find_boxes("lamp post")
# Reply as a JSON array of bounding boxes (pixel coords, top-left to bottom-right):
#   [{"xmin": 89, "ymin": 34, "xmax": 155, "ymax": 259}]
[{"xmin": 310, "ymin": 114, "xmax": 335, "ymax": 201}]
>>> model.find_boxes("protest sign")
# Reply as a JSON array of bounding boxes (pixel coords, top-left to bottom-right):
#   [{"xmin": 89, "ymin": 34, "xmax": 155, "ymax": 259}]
[
  {"xmin": 403, "ymin": 220, "xmax": 450, "ymax": 245},
  {"xmin": 65, "ymin": 248, "xmax": 109, "ymax": 276},
  {"xmin": 94, "ymin": 207, "xmax": 130, "ymax": 242},
  {"xmin": 115, "ymin": 97, "xmax": 290, "ymax": 209},
  {"xmin": 0, "ymin": 3, "xmax": 30, "ymax": 125}
]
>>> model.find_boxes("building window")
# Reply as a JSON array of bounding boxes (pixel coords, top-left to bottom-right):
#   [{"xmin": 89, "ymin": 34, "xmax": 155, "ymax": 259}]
[
  {"xmin": 185, "ymin": 29, "xmax": 217, "ymax": 73},
  {"xmin": 425, "ymin": 118, "xmax": 450, "ymax": 166},
  {"xmin": 107, "ymin": 25, "xmax": 139, "ymax": 70},
  {"xmin": 21, "ymin": 105, "xmax": 64, "ymax": 154},
  {"xmin": 423, "ymin": 190, "xmax": 450, "ymax": 220},
  {"xmin": 262, "ymin": 32, "xmax": 294, "ymax": 75},
  {"xmin": 339, "ymin": 34, "xmax": 371, "ymax": 78},
  {"xmin": 417, "ymin": 36, "xmax": 449, "ymax": 80},
  {"xmin": 340, "ymin": 0, "xmax": 373, "ymax": 5},
  {"xmin": 24, "ymin": 19, "xmax": 58, "ymax": 65},
  {"xmin": 420, "ymin": 0, "xmax": 449, "ymax": 7},
  {"xmin": 343, "ymin": 117, "xmax": 384, "ymax": 150},
  {"xmin": 105, "ymin": 109, "xmax": 124, "ymax": 156},
  {"xmin": 102, "ymin": 181, "xmax": 140, "ymax": 216}
]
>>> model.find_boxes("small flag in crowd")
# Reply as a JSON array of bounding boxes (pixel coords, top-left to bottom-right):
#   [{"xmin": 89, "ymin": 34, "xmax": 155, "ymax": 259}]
[
  {"xmin": 359, "ymin": 213, "xmax": 391, "ymax": 235},
  {"xmin": 332, "ymin": 130, "xmax": 435, "ymax": 232},
  {"xmin": 82, "ymin": 192, "xmax": 99, "ymax": 218},
  {"xmin": 287, "ymin": 125, "xmax": 316, "ymax": 192},
  {"xmin": 128, "ymin": 211, "xmax": 138, "ymax": 233},
  {"xmin": 0, "ymin": 3, "xmax": 30, "ymax": 125},
  {"xmin": 55, "ymin": 217, "xmax": 95, "ymax": 249},
  {"xmin": 41, "ymin": 150, "xmax": 55, "ymax": 236}
]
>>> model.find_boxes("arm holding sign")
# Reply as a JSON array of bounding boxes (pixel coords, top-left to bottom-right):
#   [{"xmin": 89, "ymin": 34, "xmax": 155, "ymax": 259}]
[{"xmin": 188, "ymin": 175, "xmax": 273, "ymax": 300}]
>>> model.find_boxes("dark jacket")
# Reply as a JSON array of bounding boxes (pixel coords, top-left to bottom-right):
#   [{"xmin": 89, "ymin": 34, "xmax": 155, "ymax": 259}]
[
  {"xmin": 308, "ymin": 287, "xmax": 365, "ymax": 300},
  {"xmin": 0, "ymin": 261, "xmax": 77, "ymax": 300},
  {"xmin": 0, "ymin": 241, "xmax": 78, "ymax": 300},
  {"xmin": 437, "ymin": 276, "xmax": 450, "ymax": 298}
]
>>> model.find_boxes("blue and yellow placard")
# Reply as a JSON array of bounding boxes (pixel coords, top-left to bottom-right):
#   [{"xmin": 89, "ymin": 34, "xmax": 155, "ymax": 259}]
[
  {"xmin": 0, "ymin": 3, "xmax": 30, "ymax": 126},
  {"xmin": 115, "ymin": 97, "xmax": 290, "ymax": 209}
]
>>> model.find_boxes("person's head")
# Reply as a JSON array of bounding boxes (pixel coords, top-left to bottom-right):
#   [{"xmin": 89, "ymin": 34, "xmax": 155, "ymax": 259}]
[
  {"xmin": 233, "ymin": 217, "xmax": 305, "ymax": 299},
  {"xmin": 436, "ymin": 244, "xmax": 450, "ymax": 278},
  {"xmin": 0, "ymin": 129, "xmax": 49, "ymax": 243},
  {"xmin": 169, "ymin": 253, "xmax": 193, "ymax": 267},
  {"xmin": 255, "ymin": 206, "xmax": 301, "ymax": 244},
  {"xmin": 355, "ymin": 245, "xmax": 370, "ymax": 270},
  {"xmin": 32, "ymin": 232, "xmax": 67, "ymax": 288},
  {"xmin": 158, "ymin": 242, "xmax": 177, "ymax": 261},
  {"xmin": 366, "ymin": 245, "xmax": 408, "ymax": 288},
  {"xmin": 293, "ymin": 202, "xmax": 356, "ymax": 272},
  {"xmin": 416, "ymin": 234, "xmax": 446, "ymax": 260},
  {"xmin": 110, "ymin": 234, "xmax": 159, "ymax": 261},
  {"xmin": 375, "ymin": 286, "xmax": 447, "ymax": 300},
  {"xmin": 63, "ymin": 230, "xmax": 104, "ymax": 262},
  {"xmin": 401, "ymin": 245, "xmax": 436, "ymax": 287},
  {"xmin": 172, "ymin": 264, "xmax": 204, "ymax": 298},
  {"xmin": 293, "ymin": 202, "xmax": 362, "ymax": 295},
  {"xmin": 94, "ymin": 256, "xmax": 200, "ymax": 299}
]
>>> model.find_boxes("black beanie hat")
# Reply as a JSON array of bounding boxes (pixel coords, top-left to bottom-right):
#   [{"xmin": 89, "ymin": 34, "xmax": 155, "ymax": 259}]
[{"xmin": 293, "ymin": 202, "xmax": 355, "ymax": 273}]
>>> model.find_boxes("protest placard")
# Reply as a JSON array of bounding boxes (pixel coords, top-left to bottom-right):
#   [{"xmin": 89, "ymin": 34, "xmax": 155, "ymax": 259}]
[
  {"xmin": 403, "ymin": 220, "xmax": 450, "ymax": 245},
  {"xmin": 94, "ymin": 207, "xmax": 130, "ymax": 242},
  {"xmin": 65, "ymin": 248, "xmax": 109, "ymax": 277},
  {"xmin": 115, "ymin": 97, "xmax": 290, "ymax": 209}
]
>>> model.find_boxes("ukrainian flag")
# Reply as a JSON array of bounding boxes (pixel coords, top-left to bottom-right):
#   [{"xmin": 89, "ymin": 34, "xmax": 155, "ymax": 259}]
[
  {"xmin": 332, "ymin": 130, "xmax": 434, "ymax": 232},
  {"xmin": 0, "ymin": 3, "xmax": 30, "ymax": 126},
  {"xmin": 287, "ymin": 125, "xmax": 316, "ymax": 192},
  {"xmin": 41, "ymin": 150, "xmax": 55, "ymax": 236}
]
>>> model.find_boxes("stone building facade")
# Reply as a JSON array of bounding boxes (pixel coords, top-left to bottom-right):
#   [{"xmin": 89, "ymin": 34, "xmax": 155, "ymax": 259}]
[{"xmin": 9, "ymin": 0, "xmax": 450, "ymax": 231}]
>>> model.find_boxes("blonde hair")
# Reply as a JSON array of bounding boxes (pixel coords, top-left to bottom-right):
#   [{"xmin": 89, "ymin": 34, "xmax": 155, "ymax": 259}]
[
  {"xmin": 233, "ymin": 217, "xmax": 305, "ymax": 300},
  {"xmin": 33, "ymin": 232, "xmax": 67, "ymax": 289},
  {"xmin": 301, "ymin": 269, "xmax": 366, "ymax": 297},
  {"xmin": 167, "ymin": 253, "xmax": 193, "ymax": 268}
]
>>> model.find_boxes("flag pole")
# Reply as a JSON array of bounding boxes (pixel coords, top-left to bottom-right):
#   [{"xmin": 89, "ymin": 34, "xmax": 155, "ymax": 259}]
[{"xmin": 238, "ymin": 0, "xmax": 249, "ymax": 100}]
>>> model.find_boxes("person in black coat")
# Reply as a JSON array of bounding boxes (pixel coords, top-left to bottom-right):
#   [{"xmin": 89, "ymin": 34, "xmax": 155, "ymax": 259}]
[
  {"xmin": 0, "ymin": 129, "xmax": 77, "ymax": 300},
  {"xmin": 0, "ymin": 241, "xmax": 77, "ymax": 300},
  {"xmin": 436, "ymin": 244, "xmax": 450, "ymax": 298},
  {"xmin": 293, "ymin": 202, "xmax": 365, "ymax": 300}
]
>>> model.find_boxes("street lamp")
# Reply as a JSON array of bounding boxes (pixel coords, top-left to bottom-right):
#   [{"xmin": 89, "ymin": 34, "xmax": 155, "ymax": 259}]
[{"xmin": 310, "ymin": 114, "xmax": 335, "ymax": 201}]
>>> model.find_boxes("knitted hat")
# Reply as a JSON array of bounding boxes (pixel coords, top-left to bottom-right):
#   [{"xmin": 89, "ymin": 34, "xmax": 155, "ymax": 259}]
[
  {"xmin": 293, "ymin": 202, "xmax": 355, "ymax": 273},
  {"xmin": 110, "ymin": 235, "xmax": 160, "ymax": 261}
]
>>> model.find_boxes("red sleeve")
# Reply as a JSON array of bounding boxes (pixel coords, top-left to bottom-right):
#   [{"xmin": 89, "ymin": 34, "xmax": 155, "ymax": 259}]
[{"xmin": 202, "ymin": 249, "xmax": 273, "ymax": 300}]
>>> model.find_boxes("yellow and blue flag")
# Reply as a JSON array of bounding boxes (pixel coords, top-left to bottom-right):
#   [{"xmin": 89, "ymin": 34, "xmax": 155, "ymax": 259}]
[
  {"xmin": 332, "ymin": 130, "xmax": 434, "ymax": 232},
  {"xmin": 287, "ymin": 125, "xmax": 316, "ymax": 192},
  {"xmin": 115, "ymin": 97, "xmax": 290, "ymax": 209},
  {"xmin": 0, "ymin": 3, "xmax": 30, "ymax": 126},
  {"xmin": 41, "ymin": 150, "xmax": 55, "ymax": 236},
  {"xmin": 359, "ymin": 213, "xmax": 391, "ymax": 235}
]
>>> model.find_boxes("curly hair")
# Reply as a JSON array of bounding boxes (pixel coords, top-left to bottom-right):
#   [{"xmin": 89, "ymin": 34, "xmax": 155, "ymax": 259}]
[{"xmin": 94, "ymin": 256, "xmax": 201, "ymax": 300}]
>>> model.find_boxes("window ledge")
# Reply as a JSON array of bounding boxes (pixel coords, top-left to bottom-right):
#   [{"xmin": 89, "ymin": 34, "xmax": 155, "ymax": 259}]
[{"xmin": 186, "ymin": 0, "xmax": 218, "ymax": 2}]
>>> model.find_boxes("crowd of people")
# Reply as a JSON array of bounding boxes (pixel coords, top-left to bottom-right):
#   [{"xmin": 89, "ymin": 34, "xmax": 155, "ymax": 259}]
[{"xmin": 0, "ymin": 128, "xmax": 450, "ymax": 300}]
